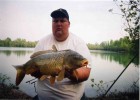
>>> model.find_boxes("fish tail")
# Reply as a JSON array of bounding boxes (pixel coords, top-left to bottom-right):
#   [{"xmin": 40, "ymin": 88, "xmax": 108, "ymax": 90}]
[{"xmin": 13, "ymin": 65, "xmax": 25, "ymax": 86}]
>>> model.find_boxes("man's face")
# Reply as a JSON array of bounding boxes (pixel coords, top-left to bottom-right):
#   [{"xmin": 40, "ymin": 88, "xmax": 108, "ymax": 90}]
[{"xmin": 52, "ymin": 18, "xmax": 70, "ymax": 42}]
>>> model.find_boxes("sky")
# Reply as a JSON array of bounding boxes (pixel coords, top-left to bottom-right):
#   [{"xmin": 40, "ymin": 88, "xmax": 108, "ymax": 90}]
[{"xmin": 0, "ymin": 0, "xmax": 128, "ymax": 44}]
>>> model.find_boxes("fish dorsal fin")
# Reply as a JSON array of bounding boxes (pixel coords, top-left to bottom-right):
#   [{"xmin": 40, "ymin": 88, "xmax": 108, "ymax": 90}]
[
  {"xmin": 30, "ymin": 45, "xmax": 57, "ymax": 58},
  {"xmin": 52, "ymin": 45, "xmax": 57, "ymax": 51},
  {"xmin": 57, "ymin": 69, "xmax": 65, "ymax": 81}
]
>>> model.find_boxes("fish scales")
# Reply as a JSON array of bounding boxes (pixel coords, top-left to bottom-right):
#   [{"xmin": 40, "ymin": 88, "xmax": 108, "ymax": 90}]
[{"xmin": 27, "ymin": 51, "xmax": 64, "ymax": 74}]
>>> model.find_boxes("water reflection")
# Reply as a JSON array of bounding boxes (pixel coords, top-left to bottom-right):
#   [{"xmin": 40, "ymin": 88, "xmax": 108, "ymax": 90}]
[
  {"xmin": 0, "ymin": 47, "xmax": 35, "ymax": 97},
  {"xmin": 90, "ymin": 50, "xmax": 139, "ymax": 66},
  {"xmin": 86, "ymin": 50, "xmax": 139, "ymax": 97},
  {"xmin": 0, "ymin": 50, "xmax": 33, "ymax": 57}
]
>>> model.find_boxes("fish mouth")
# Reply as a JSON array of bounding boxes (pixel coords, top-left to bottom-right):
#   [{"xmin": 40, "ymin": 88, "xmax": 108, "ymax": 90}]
[{"xmin": 81, "ymin": 59, "xmax": 88, "ymax": 67}]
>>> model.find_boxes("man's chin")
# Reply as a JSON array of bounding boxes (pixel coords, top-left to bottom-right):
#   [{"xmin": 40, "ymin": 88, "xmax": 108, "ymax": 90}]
[
  {"xmin": 56, "ymin": 30, "xmax": 63, "ymax": 34},
  {"xmin": 55, "ymin": 32, "xmax": 63, "ymax": 37}
]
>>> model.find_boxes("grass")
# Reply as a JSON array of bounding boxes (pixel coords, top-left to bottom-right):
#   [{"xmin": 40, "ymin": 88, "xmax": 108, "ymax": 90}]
[
  {"xmin": 0, "ymin": 73, "xmax": 139, "ymax": 100},
  {"xmin": 89, "ymin": 79, "xmax": 139, "ymax": 100},
  {"xmin": 0, "ymin": 73, "xmax": 32, "ymax": 99}
]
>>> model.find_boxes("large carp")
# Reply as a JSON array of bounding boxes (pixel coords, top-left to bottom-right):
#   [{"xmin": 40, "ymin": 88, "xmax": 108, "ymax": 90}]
[{"xmin": 13, "ymin": 45, "xmax": 88, "ymax": 86}]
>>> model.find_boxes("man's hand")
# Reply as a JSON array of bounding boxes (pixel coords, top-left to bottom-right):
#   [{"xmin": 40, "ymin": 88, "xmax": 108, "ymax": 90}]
[
  {"xmin": 30, "ymin": 70, "xmax": 42, "ymax": 78},
  {"xmin": 65, "ymin": 67, "xmax": 91, "ymax": 82}
]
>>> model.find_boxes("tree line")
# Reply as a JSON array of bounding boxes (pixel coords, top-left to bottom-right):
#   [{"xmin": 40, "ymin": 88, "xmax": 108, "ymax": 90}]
[
  {"xmin": 87, "ymin": 36, "xmax": 137, "ymax": 53},
  {"xmin": 0, "ymin": 37, "xmax": 37, "ymax": 48},
  {"xmin": 0, "ymin": 36, "xmax": 137, "ymax": 53}
]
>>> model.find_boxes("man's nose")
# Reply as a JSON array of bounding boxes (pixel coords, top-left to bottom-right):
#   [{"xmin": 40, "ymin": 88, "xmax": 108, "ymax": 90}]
[
  {"xmin": 57, "ymin": 21, "xmax": 62, "ymax": 25},
  {"xmin": 56, "ymin": 20, "xmax": 63, "ymax": 25}
]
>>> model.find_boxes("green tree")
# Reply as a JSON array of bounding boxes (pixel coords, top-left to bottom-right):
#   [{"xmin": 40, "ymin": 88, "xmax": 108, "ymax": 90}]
[
  {"xmin": 4, "ymin": 37, "xmax": 12, "ymax": 47},
  {"xmin": 0, "ymin": 37, "xmax": 37, "ymax": 48},
  {"xmin": 109, "ymin": 0, "xmax": 139, "ymax": 53},
  {"xmin": 0, "ymin": 39, "xmax": 4, "ymax": 46}
]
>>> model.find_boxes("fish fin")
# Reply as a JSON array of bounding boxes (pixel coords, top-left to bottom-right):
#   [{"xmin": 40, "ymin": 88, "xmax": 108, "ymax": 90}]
[
  {"xmin": 52, "ymin": 45, "xmax": 57, "ymax": 51},
  {"xmin": 39, "ymin": 75, "xmax": 48, "ymax": 81},
  {"xmin": 50, "ymin": 76, "xmax": 56, "ymax": 85},
  {"xmin": 13, "ymin": 64, "xmax": 24, "ymax": 69},
  {"xmin": 30, "ymin": 49, "xmax": 57, "ymax": 58},
  {"xmin": 73, "ymin": 70, "xmax": 79, "ymax": 81},
  {"xmin": 30, "ymin": 45, "xmax": 57, "ymax": 58},
  {"xmin": 57, "ymin": 69, "xmax": 65, "ymax": 81},
  {"xmin": 13, "ymin": 65, "xmax": 25, "ymax": 86}
]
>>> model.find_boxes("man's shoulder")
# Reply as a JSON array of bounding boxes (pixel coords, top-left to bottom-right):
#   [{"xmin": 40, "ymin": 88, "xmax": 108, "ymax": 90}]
[
  {"xmin": 70, "ymin": 33, "xmax": 86, "ymax": 44},
  {"xmin": 39, "ymin": 34, "xmax": 53, "ymax": 42},
  {"xmin": 36, "ymin": 34, "xmax": 54, "ymax": 47},
  {"xmin": 34, "ymin": 34, "xmax": 54, "ymax": 51},
  {"xmin": 40, "ymin": 34, "xmax": 52, "ymax": 40}
]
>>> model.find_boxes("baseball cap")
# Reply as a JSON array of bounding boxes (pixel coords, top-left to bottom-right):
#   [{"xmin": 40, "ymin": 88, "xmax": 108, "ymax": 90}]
[{"xmin": 51, "ymin": 8, "xmax": 69, "ymax": 20}]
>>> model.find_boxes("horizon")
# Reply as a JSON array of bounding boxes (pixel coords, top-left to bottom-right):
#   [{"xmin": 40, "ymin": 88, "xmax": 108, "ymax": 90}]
[{"xmin": 0, "ymin": 35, "xmax": 129, "ymax": 45}]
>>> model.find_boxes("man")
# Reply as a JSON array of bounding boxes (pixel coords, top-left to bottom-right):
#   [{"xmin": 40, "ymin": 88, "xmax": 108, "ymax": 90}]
[{"xmin": 33, "ymin": 8, "xmax": 92, "ymax": 100}]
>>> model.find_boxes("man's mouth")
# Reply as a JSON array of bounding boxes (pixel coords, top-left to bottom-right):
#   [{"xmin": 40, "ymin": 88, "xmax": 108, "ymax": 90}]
[
  {"xmin": 57, "ymin": 28, "xmax": 62, "ymax": 31},
  {"xmin": 55, "ymin": 30, "xmax": 63, "ymax": 35}
]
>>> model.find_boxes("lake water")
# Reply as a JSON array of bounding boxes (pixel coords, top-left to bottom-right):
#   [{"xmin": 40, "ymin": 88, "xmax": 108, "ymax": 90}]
[{"xmin": 0, "ymin": 47, "xmax": 139, "ymax": 98}]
